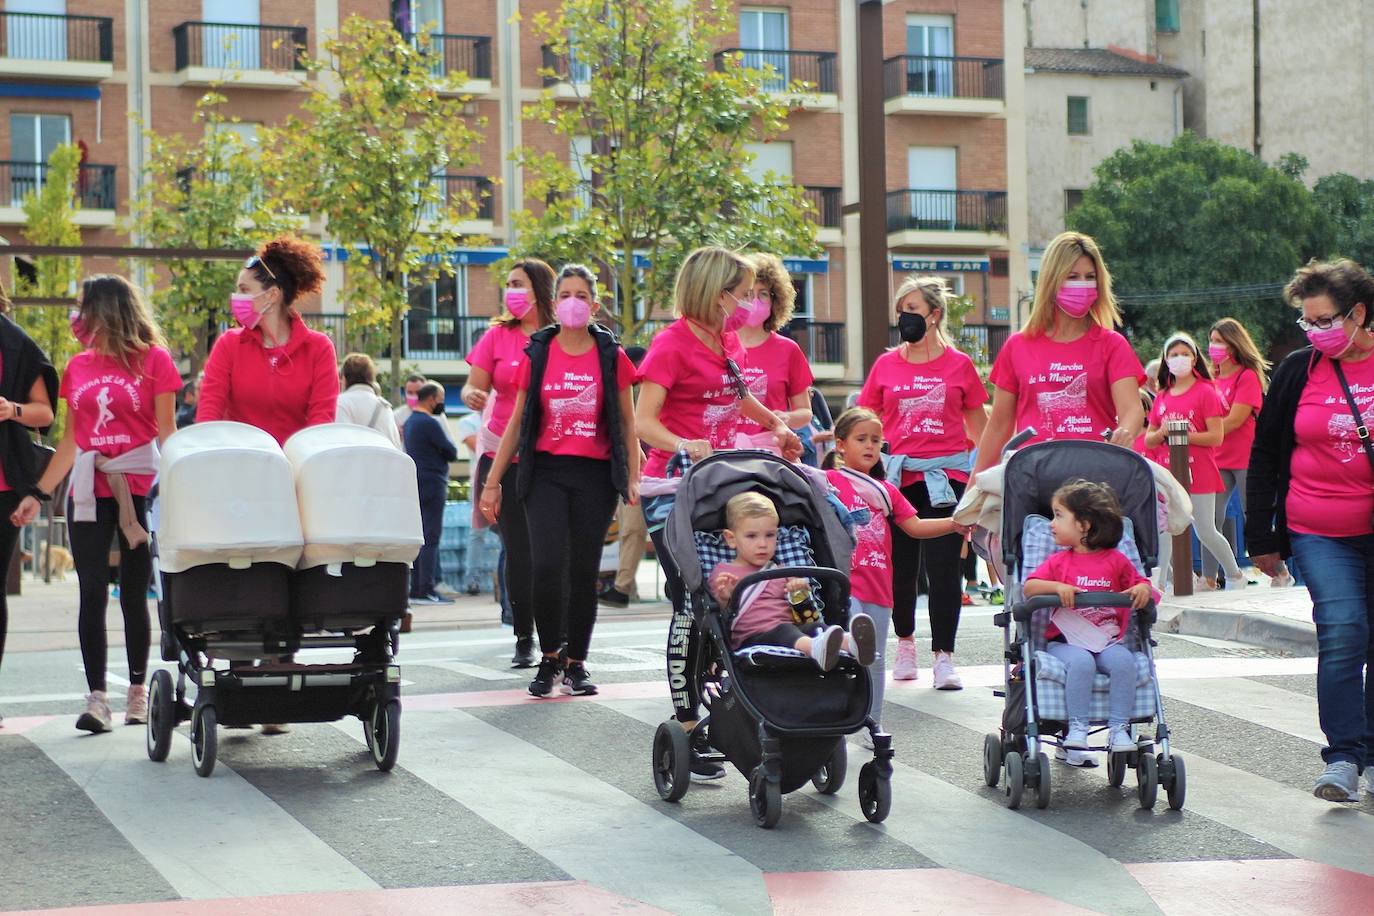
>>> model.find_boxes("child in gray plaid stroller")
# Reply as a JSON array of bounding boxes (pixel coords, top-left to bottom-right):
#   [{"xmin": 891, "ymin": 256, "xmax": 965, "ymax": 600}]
[{"xmin": 979, "ymin": 440, "xmax": 1186, "ymax": 812}]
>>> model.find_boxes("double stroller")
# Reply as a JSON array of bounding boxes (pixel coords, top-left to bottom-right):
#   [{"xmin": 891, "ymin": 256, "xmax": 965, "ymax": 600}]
[
  {"xmin": 145, "ymin": 422, "xmax": 422, "ymax": 777},
  {"xmin": 649, "ymin": 451, "xmax": 893, "ymax": 828},
  {"xmin": 979, "ymin": 438, "xmax": 1185, "ymax": 811}
]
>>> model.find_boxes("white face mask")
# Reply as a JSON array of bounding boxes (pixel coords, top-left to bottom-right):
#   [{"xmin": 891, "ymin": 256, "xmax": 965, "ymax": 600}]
[{"xmin": 1166, "ymin": 354, "xmax": 1194, "ymax": 378}]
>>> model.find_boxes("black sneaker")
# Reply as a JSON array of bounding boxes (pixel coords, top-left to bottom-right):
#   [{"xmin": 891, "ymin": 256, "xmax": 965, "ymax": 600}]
[
  {"xmin": 690, "ymin": 725, "xmax": 725, "ymax": 781},
  {"xmin": 511, "ymin": 637, "xmax": 537, "ymax": 669},
  {"xmin": 560, "ymin": 662, "xmax": 598, "ymax": 696},
  {"xmin": 528, "ymin": 657, "xmax": 562, "ymax": 698},
  {"xmin": 598, "ymin": 586, "xmax": 631, "ymax": 607}
]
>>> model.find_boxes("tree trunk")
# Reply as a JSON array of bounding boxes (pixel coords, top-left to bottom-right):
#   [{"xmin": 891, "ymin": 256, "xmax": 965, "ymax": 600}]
[{"xmin": 390, "ymin": 305, "xmax": 404, "ymax": 405}]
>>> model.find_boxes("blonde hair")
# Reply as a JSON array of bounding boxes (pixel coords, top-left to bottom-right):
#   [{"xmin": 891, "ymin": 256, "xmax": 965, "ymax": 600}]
[
  {"xmin": 77, "ymin": 274, "xmax": 166, "ymax": 370},
  {"xmin": 893, "ymin": 275, "xmax": 953, "ymax": 347},
  {"xmin": 1024, "ymin": 231, "xmax": 1121, "ymax": 336},
  {"xmin": 748, "ymin": 252, "xmax": 796, "ymax": 331},
  {"xmin": 1209, "ymin": 317, "xmax": 1270, "ymax": 391},
  {"xmin": 724, "ymin": 491, "xmax": 778, "ymax": 530},
  {"xmin": 673, "ymin": 246, "xmax": 754, "ymax": 324}
]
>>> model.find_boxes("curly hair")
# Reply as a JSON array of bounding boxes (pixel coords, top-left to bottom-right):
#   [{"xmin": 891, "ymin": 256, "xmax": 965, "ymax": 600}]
[
  {"xmin": 748, "ymin": 252, "xmax": 796, "ymax": 331},
  {"xmin": 1284, "ymin": 258, "xmax": 1374, "ymax": 329},
  {"xmin": 246, "ymin": 236, "xmax": 325, "ymax": 309},
  {"xmin": 1053, "ymin": 478, "xmax": 1125, "ymax": 550}
]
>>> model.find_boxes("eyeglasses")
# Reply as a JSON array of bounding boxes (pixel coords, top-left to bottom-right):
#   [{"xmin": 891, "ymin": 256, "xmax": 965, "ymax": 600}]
[
  {"xmin": 1295, "ymin": 313, "xmax": 1347, "ymax": 332},
  {"xmin": 245, "ymin": 255, "xmax": 276, "ymax": 281}
]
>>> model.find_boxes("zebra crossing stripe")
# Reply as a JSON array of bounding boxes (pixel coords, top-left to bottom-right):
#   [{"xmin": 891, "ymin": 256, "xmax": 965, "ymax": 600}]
[{"xmin": 1158, "ymin": 676, "xmax": 1324, "ymax": 745}]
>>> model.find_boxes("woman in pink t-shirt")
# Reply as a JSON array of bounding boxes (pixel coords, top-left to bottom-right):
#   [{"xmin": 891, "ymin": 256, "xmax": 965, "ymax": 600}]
[
  {"xmin": 857, "ymin": 276, "xmax": 988, "ymax": 690},
  {"xmin": 734, "ymin": 253, "xmax": 814, "ymax": 449},
  {"xmin": 480, "ymin": 265, "xmax": 639, "ymax": 699},
  {"xmin": 634, "ymin": 246, "xmax": 802, "ymax": 770},
  {"xmin": 976, "ymin": 232, "xmax": 1144, "ymax": 475},
  {"xmin": 1202, "ymin": 317, "xmax": 1270, "ymax": 588},
  {"xmin": 12, "ymin": 276, "xmax": 179, "ymax": 735},
  {"xmin": 1143, "ymin": 332, "xmax": 1247, "ymax": 592},
  {"xmin": 1248, "ymin": 260, "xmax": 1374, "ymax": 803},
  {"xmin": 461, "ymin": 258, "xmax": 557, "ymax": 670}
]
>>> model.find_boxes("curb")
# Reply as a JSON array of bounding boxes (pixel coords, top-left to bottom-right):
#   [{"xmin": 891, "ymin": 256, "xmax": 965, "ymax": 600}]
[{"xmin": 1162, "ymin": 606, "xmax": 1316, "ymax": 654}]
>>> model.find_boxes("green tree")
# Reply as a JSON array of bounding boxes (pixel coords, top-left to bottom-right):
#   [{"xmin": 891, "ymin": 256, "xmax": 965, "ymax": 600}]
[
  {"xmin": 127, "ymin": 93, "xmax": 286, "ymax": 371},
  {"xmin": 263, "ymin": 16, "xmax": 487, "ymax": 396},
  {"xmin": 511, "ymin": 0, "xmax": 820, "ymax": 342},
  {"xmin": 1068, "ymin": 133, "xmax": 1331, "ymax": 355},
  {"xmin": 1312, "ymin": 172, "xmax": 1374, "ymax": 268}
]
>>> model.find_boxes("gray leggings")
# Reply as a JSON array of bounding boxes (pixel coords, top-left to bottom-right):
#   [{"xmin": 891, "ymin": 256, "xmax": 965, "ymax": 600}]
[
  {"xmin": 1044, "ymin": 641, "xmax": 1136, "ymax": 727},
  {"xmin": 850, "ymin": 598, "xmax": 891, "ymax": 727},
  {"xmin": 1201, "ymin": 468, "xmax": 1247, "ymax": 578}
]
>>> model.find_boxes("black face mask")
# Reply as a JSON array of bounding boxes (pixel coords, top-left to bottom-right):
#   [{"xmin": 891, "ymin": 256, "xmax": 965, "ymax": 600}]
[
  {"xmin": 431, "ymin": 403, "xmax": 445, "ymax": 416},
  {"xmin": 898, "ymin": 311, "xmax": 927, "ymax": 344}
]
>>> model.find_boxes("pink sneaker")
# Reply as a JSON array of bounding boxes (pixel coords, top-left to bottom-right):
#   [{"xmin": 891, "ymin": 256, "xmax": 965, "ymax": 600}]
[
  {"xmin": 932, "ymin": 652, "xmax": 964, "ymax": 690},
  {"xmin": 891, "ymin": 638, "xmax": 918, "ymax": 681},
  {"xmin": 125, "ymin": 684, "xmax": 148, "ymax": 725},
  {"xmin": 76, "ymin": 691, "xmax": 113, "ymax": 733}
]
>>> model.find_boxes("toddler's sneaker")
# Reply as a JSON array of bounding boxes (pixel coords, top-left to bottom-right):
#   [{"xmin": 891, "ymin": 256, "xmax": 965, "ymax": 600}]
[
  {"xmin": 1054, "ymin": 744, "xmax": 1098, "ymax": 768},
  {"xmin": 931, "ymin": 651, "xmax": 963, "ymax": 690},
  {"xmin": 528, "ymin": 656, "xmax": 563, "ymax": 698},
  {"xmin": 560, "ymin": 662, "xmax": 598, "ymax": 696},
  {"xmin": 810, "ymin": 625, "xmax": 845, "ymax": 671},
  {"xmin": 1314, "ymin": 761, "xmax": 1360, "ymax": 803},
  {"xmin": 124, "ymin": 684, "xmax": 148, "ymax": 725},
  {"xmin": 1064, "ymin": 719, "xmax": 1089, "ymax": 750},
  {"xmin": 891, "ymin": 638, "xmax": 918, "ymax": 680},
  {"xmin": 846, "ymin": 614, "xmax": 877, "ymax": 666},
  {"xmin": 1270, "ymin": 569, "xmax": 1294, "ymax": 588},
  {"xmin": 76, "ymin": 691, "xmax": 113, "ymax": 734},
  {"xmin": 1223, "ymin": 576, "xmax": 1247, "ymax": 591},
  {"xmin": 1107, "ymin": 724, "xmax": 1137, "ymax": 753}
]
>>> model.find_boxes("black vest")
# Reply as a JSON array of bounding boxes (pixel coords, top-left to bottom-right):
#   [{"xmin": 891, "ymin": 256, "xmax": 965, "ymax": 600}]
[
  {"xmin": 0, "ymin": 313, "xmax": 59, "ymax": 494},
  {"xmin": 515, "ymin": 323, "xmax": 630, "ymax": 501}
]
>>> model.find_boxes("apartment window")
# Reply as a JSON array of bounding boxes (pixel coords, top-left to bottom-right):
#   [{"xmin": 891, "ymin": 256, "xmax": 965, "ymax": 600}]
[
  {"xmin": 1067, "ymin": 96, "xmax": 1090, "ymax": 135},
  {"xmin": 905, "ymin": 15, "xmax": 954, "ymax": 96},
  {"xmin": 407, "ymin": 266, "xmax": 471, "ymax": 355},
  {"xmin": 1064, "ymin": 188, "xmax": 1085, "ymax": 216},
  {"xmin": 907, "ymin": 146, "xmax": 958, "ymax": 228},
  {"xmin": 9, "ymin": 112, "xmax": 71, "ymax": 206},
  {"xmin": 739, "ymin": 8, "xmax": 789, "ymax": 89},
  {"xmin": 790, "ymin": 274, "xmax": 812, "ymax": 318},
  {"xmin": 1156, "ymin": 0, "xmax": 1181, "ymax": 33},
  {"xmin": 570, "ymin": 136, "xmax": 594, "ymax": 215},
  {"xmin": 8, "ymin": 0, "xmax": 68, "ymax": 61},
  {"xmin": 744, "ymin": 141, "xmax": 792, "ymax": 183},
  {"xmin": 201, "ymin": 0, "xmax": 261, "ymax": 70}
]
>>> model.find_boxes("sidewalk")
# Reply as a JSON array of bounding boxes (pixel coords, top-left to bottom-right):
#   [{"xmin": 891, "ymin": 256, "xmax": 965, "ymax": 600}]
[{"xmin": 1157, "ymin": 582, "xmax": 1316, "ymax": 654}]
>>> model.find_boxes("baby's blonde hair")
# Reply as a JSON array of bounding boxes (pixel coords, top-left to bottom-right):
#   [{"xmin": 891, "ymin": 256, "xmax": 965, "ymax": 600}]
[{"xmin": 725, "ymin": 491, "xmax": 778, "ymax": 530}]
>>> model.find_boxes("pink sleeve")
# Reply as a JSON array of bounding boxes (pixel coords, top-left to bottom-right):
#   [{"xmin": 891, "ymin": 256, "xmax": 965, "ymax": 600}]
[
  {"xmin": 987, "ymin": 336, "xmax": 1020, "ymax": 394},
  {"xmin": 855, "ymin": 356, "xmax": 883, "ymax": 410},
  {"xmin": 466, "ymin": 328, "xmax": 497, "ymax": 373},
  {"xmin": 887, "ymin": 481, "xmax": 918, "ymax": 524},
  {"xmin": 787, "ymin": 341, "xmax": 814, "ymax": 396},
  {"xmin": 960, "ymin": 354, "xmax": 989, "ymax": 408},
  {"xmin": 150, "ymin": 348, "xmax": 183, "ymax": 394},
  {"xmin": 1238, "ymin": 370, "xmax": 1263, "ymax": 408},
  {"xmin": 58, "ymin": 363, "xmax": 73, "ymax": 400},
  {"xmin": 1148, "ymin": 395, "xmax": 1164, "ymax": 427},
  {"xmin": 305, "ymin": 333, "xmax": 340, "ymax": 428},
  {"xmin": 614, "ymin": 348, "xmax": 636, "ymax": 391},
  {"xmin": 516, "ymin": 358, "xmax": 531, "ymax": 392},
  {"xmin": 1105, "ymin": 331, "xmax": 1145, "ymax": 385},
  {"xmin": 1200, "ymin": 383, "xmax": 1225, "ymax": 419},
  {"xmin": 637, "ymin": 335, "xmax": 682, "ymax": 389},
  {"xmin": 196, "ymin": 333, "xmax": 234, "ymax": 422}
]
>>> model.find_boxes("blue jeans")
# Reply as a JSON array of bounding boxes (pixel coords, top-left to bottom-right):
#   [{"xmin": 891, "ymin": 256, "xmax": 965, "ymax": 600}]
[
  {"xmin": 1044, "ymin": 641, "xmax": 1137, "ymax": 726},
  {"xmin": 1289, "ymin": 531, "xmax": 1374, "ymax": 770},
  {"xmin": 411, "ymin": 481, "xmax": 446, "ymax": 598}
]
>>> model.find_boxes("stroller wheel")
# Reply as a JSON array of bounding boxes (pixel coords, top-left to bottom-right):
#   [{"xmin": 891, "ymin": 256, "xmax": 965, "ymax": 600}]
[
  {"xmin": 1106, "ymin": 750, "xmax": 1127, "ymax": 787},
  {"xmin": 369, "ymin": 701, "xmax": 401, "ymax": 772},
  {"xmin": 1003, "ymin": 751, "xmax": 1024, "ymax": 810},
  {"xmin": 857, "ymin": 761, "xmax": 891, "ymax": 823},
  {"xmin": 1163, "ymin": 754, "xmax": 1186, "ymax": 811},
  {"xmin": 1137, "ymin": 750, "xmax": 1158, "ymax": 809},
  {"xmin": 146, "ymin": 669, "xmax": 175, "ymax": 763},
  {"xmin": 749, "ymin": 766, "xmax": 782, "ymax": 829},
  {"xmin": 191, "ymin": 705, "xmax": 217, "ymax": 778},
  {"xmin": 982, "ymin": 733, "xmax": 1002, "ymax": 788},
  {"xmin": 1034, "ymin": 752, "xmax": 1052, "ymax": 810},
  {"xmin": 811, "ymin": 740, "xmax": 848, "ymax": 795},
  {"xmin": 652, "ymin": 721, "xmax": 692, "ymax": 802}
]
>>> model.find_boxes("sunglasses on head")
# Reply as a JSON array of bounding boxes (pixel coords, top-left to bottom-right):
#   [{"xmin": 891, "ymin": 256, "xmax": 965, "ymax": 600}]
[{"xmin": 245, "ymin": 255, "xmax": 276, "ymax": 281}]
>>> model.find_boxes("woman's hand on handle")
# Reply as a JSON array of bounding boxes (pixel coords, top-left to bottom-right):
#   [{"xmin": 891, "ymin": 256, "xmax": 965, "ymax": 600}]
[
  {"xmin": 680, "ymin": 439, "xmax": 713, "ymax": 461},
  {"xmin": 1251, "ymin": 552, "xmax": 1285, "ymax": 579},
  {"xmin": 774, "ymin": 426, "xmax": 802, "ymax": 462},
  {"xmin": 1109, "ymin": 426, "xmax": 1137, "ymax": 448}
]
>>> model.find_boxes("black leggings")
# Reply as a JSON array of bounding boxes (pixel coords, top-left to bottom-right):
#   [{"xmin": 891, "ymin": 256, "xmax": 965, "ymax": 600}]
[
  {"xmin": 523, "ymin": 454, "xmax": 618, "ymax": 660},
  {"xmin": 479, "ymin": 454, "xmax": 534, "ymax": 643},
  {"xmin": 0, "ymin": 491, "xmax": 22, "ymax": 678},
  {"xmin": 891, "ymin": 477, "xmax": 965, "ymax": 652},
  {"xmin": 654, "ymin": 525, "xmax": 702, "ymax": 723},
  {"xmin": 68, "ymin": 496, "xmax": 151, "ymax": 693}
]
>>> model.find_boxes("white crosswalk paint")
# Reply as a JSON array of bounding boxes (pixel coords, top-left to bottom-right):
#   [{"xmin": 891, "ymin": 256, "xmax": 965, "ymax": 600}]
[
  {"xmin": 26, "ymin": 719, "xmax": 379, "ymax": 899},
  {"xmin": 331, "ymin": 708, "xmax": 773, "ymax": 916},
  {"xmin": 1159, "ymin": 677, "xmax": 1324, "ymax": 745}
]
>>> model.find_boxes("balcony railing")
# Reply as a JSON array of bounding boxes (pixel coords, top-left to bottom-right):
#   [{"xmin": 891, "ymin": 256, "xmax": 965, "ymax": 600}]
[
  {"xmin": 540, "ymin": 44, "xmax": 591, "ymax": 86},
  {"xmin": 882, "ymin": 55, "xmax": 1004, "ymax": 101},
  {"xmin": 0, "ymin": 11, "xmax": 112, "ymax": 63},
  {"xmin": 783, "ymin": 318, "xmax": 845, "ymax": 364},
  {"xmin": 173, "ymin": 21, "xmax": 307, "ymax": 72},
  {"xmin": 412, "ymin": 33, "xmax": 491, "ymax": 81},
  {"xmin": 713, "ymin": 48, "xmax": 837, "ymax": 93},
  {"xmin": 887, "ymin": 323, "xmax": 1010, "ymax": 362},
  {"xmin": 4, "ymin": 160, "xmax": 115, "ymax": 209},
  {"xmin": 422, "ymin": 174, "xmax": 495, "ymax": 223},
  {"xmin": 803, "ymin": 186, "xmax": 841, "ymax": 228},
  {"xmin": 885, "ymin": 189, "xmax": 1008, "ymax": 234}
]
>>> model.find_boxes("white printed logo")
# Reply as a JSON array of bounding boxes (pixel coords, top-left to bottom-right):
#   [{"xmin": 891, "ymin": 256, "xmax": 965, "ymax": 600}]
[
  {"xmin": 92, "ymin": 386, "xmax": 115, "ymax": 435},
  {"xmin": 1036, "ymin": 372, "xmax": 1089, "ymax": 435},
  {"xmin": 897, "ymin": 383, "xmax": 946, "ymax": 436},
  {"xmin": 702, "ymin": 402, "xmax": 741, "ymax": 446},
  {"xmin": 549, "ymin": 380, "xmax": 599, "ymax": 438}
]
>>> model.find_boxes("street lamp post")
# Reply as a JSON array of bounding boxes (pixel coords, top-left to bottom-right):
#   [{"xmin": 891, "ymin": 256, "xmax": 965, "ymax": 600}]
[{"xmin": 856, "ymin": 0, "xmax": 889, "ymax": 375}]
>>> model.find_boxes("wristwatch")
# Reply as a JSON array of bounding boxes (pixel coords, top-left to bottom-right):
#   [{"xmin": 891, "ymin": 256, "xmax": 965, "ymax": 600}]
[
  {"xmin": 30, "ymin": 486, "xmax": 51, "ymax": 502},
  {"xmin": 12, "ymin": 403, "xmax": 19, "ymax": 419}
]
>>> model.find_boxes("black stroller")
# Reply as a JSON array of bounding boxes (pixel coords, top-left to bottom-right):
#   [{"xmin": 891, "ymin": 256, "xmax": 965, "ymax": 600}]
[
  {"xmin": 980, "ymin": 439, "xmax": 1185, "ymax": 811},
  {"xmin": 649, "ymin": 451, "xmax": 893, "ymax": 828},
  {"xmin": 144, "ymin": 422, "xmax": 420, "ymax": 777}
]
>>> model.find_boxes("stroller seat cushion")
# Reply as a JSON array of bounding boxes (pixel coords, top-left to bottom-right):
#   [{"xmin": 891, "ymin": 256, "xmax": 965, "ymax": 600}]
[
  {"xmin": 694, "ymin": 525, "xmax": 815, "ymax": 577},
  {"xmin": 1032, "ymin": 648, "xmax": 1157, "ymax": 723}
]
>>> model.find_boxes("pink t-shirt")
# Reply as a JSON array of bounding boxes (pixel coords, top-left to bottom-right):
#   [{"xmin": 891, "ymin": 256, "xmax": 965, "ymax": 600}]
[
  {"xmin": 518, "ymin": 339, "xmax": 635, "ymax": 461},
  {"xmin": 1286, "ymin": 355, "xmax": 1374, "ymax": 538},
  {"xmin": 857, "ymin": 345, "xmax": 987, "ymax": 486},
  {"xmin": 638, "ymin": 319, "xmax": 747, "ymax": 477},
  {"xmin": 826, "ymin": 468, "xmax": 918, "ymax": 607},
  {"xmin": 1025, "ymin": 547, "xmax": 1146, "ymax": 641},
  {"xmin": 710, "ymin": 560, "xmax": 794, "ymax": 649},
  {"xmin": 1213, "ymin": 367, "xmax": 1264, "ymax": 470},
  {"xmin": 60, "ymin": 347, "xmax": 181, "ymax": 498},
  {"xmin": 1147, "ymin": 379, "xmax": 1225, "ymax": 494},
  {"xmin": 737, "ymin": 332, "xmax": 814, "ymax": 435},
  {"xmin": 988, "ymin": 326, "xmax": 1143, "ymax": 444},
  {"xmin": 466, "ymin": 324, "xmax": 530, "ymax": 451}
]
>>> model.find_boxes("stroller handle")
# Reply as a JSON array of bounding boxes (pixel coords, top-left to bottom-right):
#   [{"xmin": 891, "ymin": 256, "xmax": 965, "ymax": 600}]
[
  {"xmin": 727, "ymin": 566, "xmax": 851, "ymax": 615},
  {"xmin": 1001, "ymin": 426, "xmax": 1037, "ymax": 460},
  {"xmin": 1012, "ymin": 591, "xmax": 1133, "ymax": 622}
]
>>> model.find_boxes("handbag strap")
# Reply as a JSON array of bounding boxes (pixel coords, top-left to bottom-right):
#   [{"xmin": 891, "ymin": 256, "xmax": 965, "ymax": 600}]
[{"xmin": 1331, "ymin": 360, "xmax": 1374, "ymax": 476}]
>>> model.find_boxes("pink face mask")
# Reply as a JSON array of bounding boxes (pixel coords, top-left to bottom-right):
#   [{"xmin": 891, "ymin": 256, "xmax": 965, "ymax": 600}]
[
  {"xmin": 723, "ymin": 296, "xmax": 753, "ymax": 333},
  {"xmin": 743, "ymin": 297, "xmax": 771, "ymax": 328},
  {"xmin": 505, "ymin": 287, "xmax": 532, "ymax": 319},
  {"xmin": 405, "ymin": 394, "xmax": 420, "ymax": 409},
  {"xmin": 1207, "ymin": 344, "xmax": 1230, "ymax": 364},
  {"xmin": 1055, "ymin": 281, "xmax": 1098, "ymax": 318},
  {"xmin": 556, "ymin": 297, "xmax": 591, "ymax": 329},
  {"xmin": 1307, "ymin": 322, "xmax": 1356, "ymax": 358},
  {"xmin": 231, "ymin": 293, "xmax": 265, "ymax": 330},
  {"xmin": 69, "ymin": 310, "xmax": 94, "ymax": 347}
]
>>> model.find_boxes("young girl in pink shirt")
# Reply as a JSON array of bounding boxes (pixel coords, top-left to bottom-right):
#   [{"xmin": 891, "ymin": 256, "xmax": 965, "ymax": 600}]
[{"xmin": 1023, "ymin": 479, "xmax": 1154, "ymax": 756}]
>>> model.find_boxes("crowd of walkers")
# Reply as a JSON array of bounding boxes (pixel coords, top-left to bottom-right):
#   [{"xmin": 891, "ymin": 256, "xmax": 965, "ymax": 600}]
[{"xmin": 0, "ymin": 228, "xmax": 1370, "ymax": 803}]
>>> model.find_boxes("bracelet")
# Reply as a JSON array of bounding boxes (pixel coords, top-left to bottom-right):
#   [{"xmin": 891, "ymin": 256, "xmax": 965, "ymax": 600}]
[
  {"xmin": 483, "ymin": 482, "xmax": 501, "ymax": 491},
  {"xmin": 29, "ymin": 486, "xmax": 51, "ymax": 503}
]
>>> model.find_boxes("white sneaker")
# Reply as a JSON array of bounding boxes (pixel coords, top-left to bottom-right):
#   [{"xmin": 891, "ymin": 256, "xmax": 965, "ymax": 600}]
[
  {"xmin": 76, "ymin": 691, "xmax": 113, "ymax": 734},
  {"xmin": 1223, "ymin": 576, "xmax": 1247, "ymax": 591},
  {"xmin": 1270, "ymin": 569, "xmax": 1293, "ymax": 588},
  {"xmin": 809, "ymin": 625, "xmax": 844, "ymax": 672},
  {"xmin": 1107, "ymin": 724, "xmax": 1137, "ymax": 753},
  {"xmin": 891, "ymin": 638, "xmax": 918, "ymax": 680},
  {"xmin": 1314, "ymin": 761, "xmax": 1360, "ymax": 802},
  {"xmin": 1064, "ymin": 720, "xmax": 1089, "ymax": 750},
  {"xmin": 1055, "ymin": 744, "xmax": 1098, "ymax": 767},
  {"xmin": 124, "ymin": 684, "xmax": 148, "ymax": 725},
  {"xmin": 931, "ymin": 651, "xmax": 963, "ymax": 690}
]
